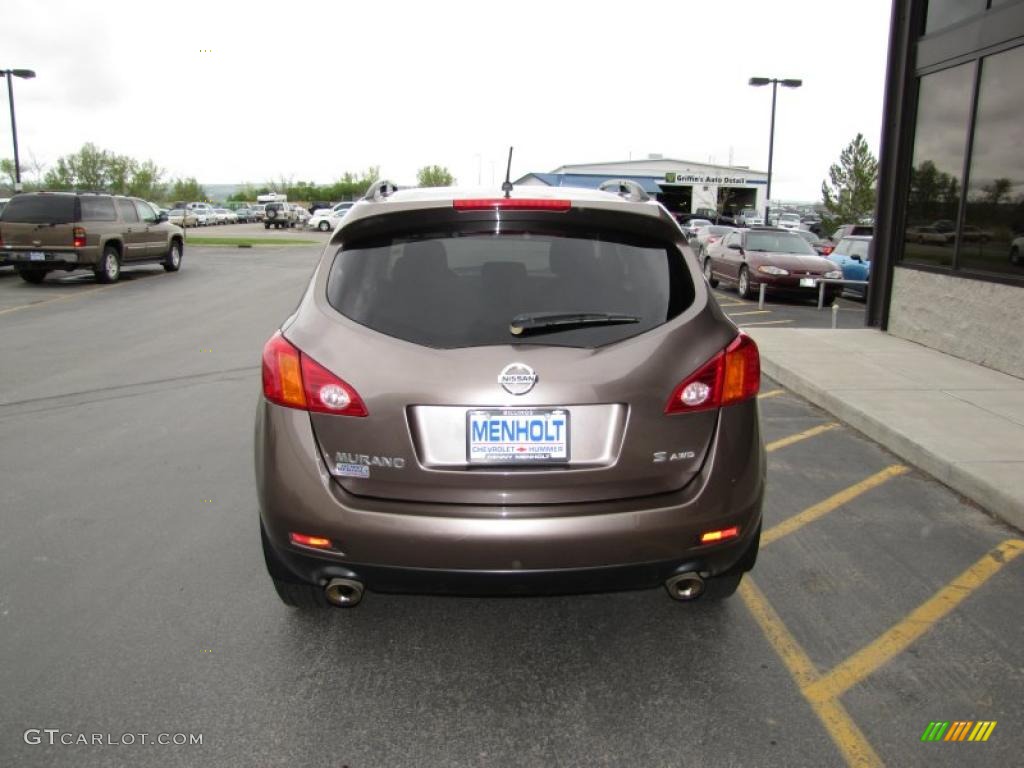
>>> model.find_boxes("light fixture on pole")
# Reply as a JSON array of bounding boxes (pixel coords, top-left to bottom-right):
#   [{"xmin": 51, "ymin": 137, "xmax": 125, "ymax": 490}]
[
  {"xmin": 2, "ymin": 68, "xmax": 36, "ymax": 193},
  {"xmin": 748, "ymin": 76, "xmax": 802, "ymax": 225}
]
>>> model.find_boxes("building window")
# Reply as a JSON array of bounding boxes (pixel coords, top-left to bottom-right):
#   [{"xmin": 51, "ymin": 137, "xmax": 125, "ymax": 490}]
[
  {"xmin": 960, "ymin": 44, "xmax": 1024, "ymax": 277},
  {"xmin": 902, "ymin": 63, "xmax": 974, "ymax": 267},
  {"xmin": 924, "ymin": 0, "xmax": 988, "ymax": 35}
]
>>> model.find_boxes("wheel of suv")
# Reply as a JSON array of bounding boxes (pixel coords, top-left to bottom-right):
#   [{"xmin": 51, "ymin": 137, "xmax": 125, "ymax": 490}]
[
  {"xmin": 737, "ymin": 266, "xmax": 752, "ymax": 299},
  {"xmin": 163, "ymin": 239, "xmax": 183, "ymax": 272},
  {"xmin": 703, "ymin": 258, "xmax": 718, "ymax": 288},
  {"xmin": 1011, "ymin": 246, "xmax": 1021, "ymax": 265},
  {"xmin": 94, "ymin": 246, "xmax": 121, "ymax": 283},
  {"xmin": 266, "ymin": 207, "xmax": 278, "ymax": 221},
  {"xmin": 17, "ymin": 267, "xmax": 48, "ymax": 284},
  {"xmin": 318, "ymin": 221, "xmax": 331, "ymax": 231},
  {"xmin": 265, "ymin": 223, "xmax": 271, "ymax": 229}
]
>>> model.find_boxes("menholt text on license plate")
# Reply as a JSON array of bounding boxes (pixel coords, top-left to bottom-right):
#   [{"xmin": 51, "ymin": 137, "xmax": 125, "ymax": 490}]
[{"xmin": 467, "ymin": 409, "xmax": 570, "ymax": 463}]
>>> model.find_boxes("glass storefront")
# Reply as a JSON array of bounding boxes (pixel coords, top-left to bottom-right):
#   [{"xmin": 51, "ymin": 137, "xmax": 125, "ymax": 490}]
[
  {"xmin": 901, "ymin": 63, "xmax": 974, "ymax": 268},
  {"xmin": 960, "ymin": 45, "xmax": 1024, "ymax": 276}
]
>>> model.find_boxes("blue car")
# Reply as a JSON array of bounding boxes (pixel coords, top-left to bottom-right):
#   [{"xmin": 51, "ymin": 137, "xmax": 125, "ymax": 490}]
[{"xmin": 828, "ymin": 236, "xmax": 871, "ymax": 299}]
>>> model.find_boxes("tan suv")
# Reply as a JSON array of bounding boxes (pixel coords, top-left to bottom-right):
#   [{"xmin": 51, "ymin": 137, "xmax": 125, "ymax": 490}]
[{"xmin": 0, "ymin": 192, "xmax": 185, "ymax": 284}]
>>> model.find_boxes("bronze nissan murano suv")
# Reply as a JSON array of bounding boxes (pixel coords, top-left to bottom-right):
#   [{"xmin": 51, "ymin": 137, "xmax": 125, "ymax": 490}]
[{"xmin": 256, "ymin": 181, "xmax": 765, "ymax": 609}]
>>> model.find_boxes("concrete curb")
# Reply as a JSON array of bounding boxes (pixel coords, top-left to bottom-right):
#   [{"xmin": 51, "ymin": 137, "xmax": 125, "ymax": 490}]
[{"xmin": 759, "ymin": 356, "xmax": 1024, "ymax": 533}]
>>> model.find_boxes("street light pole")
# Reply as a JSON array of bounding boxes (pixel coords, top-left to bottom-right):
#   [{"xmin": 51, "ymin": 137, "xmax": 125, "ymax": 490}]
[
  {"xmin": 2, "ymin": 68, "xmax": 36, "ymax": 193},
  {"xmin": 749, "ymin": 76, "xmax": 801, "ymax": 226}
]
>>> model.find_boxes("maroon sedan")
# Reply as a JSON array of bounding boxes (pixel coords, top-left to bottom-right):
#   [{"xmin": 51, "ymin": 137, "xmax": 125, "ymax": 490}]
[{"xmin": 703, "ymin": 228, "xmax": 844, "ymax": 302}]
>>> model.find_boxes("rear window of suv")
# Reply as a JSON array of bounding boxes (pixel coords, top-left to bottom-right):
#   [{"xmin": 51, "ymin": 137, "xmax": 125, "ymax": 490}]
[
  {"xmin": 326, "ymin": 228, "xmax": 694, "ymax": 349},
  {"xmin": 1, "ymin": 195, "xmax": 76, "ymax": 223}
]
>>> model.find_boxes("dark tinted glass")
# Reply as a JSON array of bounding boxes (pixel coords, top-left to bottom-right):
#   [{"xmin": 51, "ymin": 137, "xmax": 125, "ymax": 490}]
[
  {"xmin": 924, "ymin": 0, "xmax": 987, "ymax": 34},
  {"xmin": 1, "ymin": 195, "xmax": 75, "ymax": 223},
  {"xmin": 744, "ymin": 231, "xmax": 815, "ymax": 255},
  {"xmin": 902, "ymin": 63, "xmax": 973, "ymax": 267},
  {"xmin": 80, "ymin": 197, "xmax": 117, "ymax": 221},
  {"xmin": 116, "ymin": 198, "xmax": 139, "ymax": 223},
  {"xmin": 960, "ymin": 45, "xmax": 1024, "ymax": 278},
  {"xmin": 327, "ymin": 231, "xmax": 694, "ymax": 349}
]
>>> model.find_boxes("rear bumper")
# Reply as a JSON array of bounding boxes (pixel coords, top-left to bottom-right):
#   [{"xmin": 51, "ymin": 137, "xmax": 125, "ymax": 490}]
[
  {"xmin": 1, "ymin": 250, "xmax": 85, "ymax": 267},
  {"xmin": 262, "ymin": 525, "xmax": 759, "ymax": 596},
  {"xmin": 255, "ymin": 398, "xmax": 765, "ymax": 594}
]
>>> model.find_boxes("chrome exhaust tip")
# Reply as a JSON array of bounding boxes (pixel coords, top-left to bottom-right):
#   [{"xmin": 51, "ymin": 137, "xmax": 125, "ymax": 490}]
[
  {"xmin": 665, "ymin": 572, "xmax": 705, "ymax": 601},
  {"xmin": 324, "ymin": 577, "xmax": 364, "ymax": 607}
]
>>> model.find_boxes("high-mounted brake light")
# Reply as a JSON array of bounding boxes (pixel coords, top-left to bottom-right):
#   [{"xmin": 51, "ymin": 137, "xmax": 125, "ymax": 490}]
[
  {"xmin": 665, "ymin": 333, "xmax": 760, "ymax": 414},
  {"xmin": 289, "ymin": 532, "xmax": 334, "ymax": 550},
  {"xmin": 73, "ymin": 226, "xmax": 87, "ymax": 248},
  {"xmin": 453, "ymin": 198, "xmax": 571, "ymax": 212},
  {"xmin": 262, "ymin": 332, "xmax": 367, "ymax": 416},
  {"xmin": 700, "ymin": 526, "xmax": 740, "ymax": 544}
]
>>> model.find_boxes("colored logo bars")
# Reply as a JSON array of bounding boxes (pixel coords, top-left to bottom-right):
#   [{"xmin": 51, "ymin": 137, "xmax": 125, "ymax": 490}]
[{"xmin": 921, "ymin": 721, "xmax": 997, "ymax": 742}]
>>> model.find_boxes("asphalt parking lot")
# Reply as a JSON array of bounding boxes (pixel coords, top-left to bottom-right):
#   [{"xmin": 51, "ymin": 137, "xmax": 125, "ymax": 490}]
[{"xmin": 1, "ymin": 246, "xmax": 1021, "ymax": 767}]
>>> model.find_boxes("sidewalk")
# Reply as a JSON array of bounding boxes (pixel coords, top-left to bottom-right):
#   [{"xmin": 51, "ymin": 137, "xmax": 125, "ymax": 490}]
[{"xmin": 746, "ymin": 327, "xmax": 1024, "ymax": 532}]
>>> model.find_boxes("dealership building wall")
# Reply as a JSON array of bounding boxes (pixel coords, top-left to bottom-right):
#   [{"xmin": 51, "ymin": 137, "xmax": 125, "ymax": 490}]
[
  {"xmin": 872, "ymin": 0, "xmax": 1024, "ymax": 379},
  {"xmin": 516, "ymin": 157, "xmax": 767, "ymax": 217}
]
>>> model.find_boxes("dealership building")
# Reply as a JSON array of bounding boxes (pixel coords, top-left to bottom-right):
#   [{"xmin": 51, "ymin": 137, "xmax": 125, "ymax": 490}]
[
  {"xmin": 516, "ymin": 157, "xmax": 768, "ymax": 218},
  {"xmin": 871, "ymin": 0, "xmax": 1024, "ymax": 378}
]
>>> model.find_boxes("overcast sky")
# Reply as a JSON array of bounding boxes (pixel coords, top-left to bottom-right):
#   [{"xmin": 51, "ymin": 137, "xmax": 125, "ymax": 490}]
[{"xmin": 4, "ymin": 0, "xmax": 892, "ymax": 200}]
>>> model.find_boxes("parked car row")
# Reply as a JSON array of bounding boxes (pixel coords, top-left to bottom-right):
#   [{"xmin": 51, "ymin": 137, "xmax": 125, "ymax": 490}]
[{"xmin": 694, "ymin": 224, "xmax": 873, "ymax": 304}]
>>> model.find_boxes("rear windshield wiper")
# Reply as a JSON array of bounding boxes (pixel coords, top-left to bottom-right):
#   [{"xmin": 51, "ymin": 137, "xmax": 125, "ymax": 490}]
[{"xmin": 509, "ymin": 311, "xmax": 641, "ymax": 336}]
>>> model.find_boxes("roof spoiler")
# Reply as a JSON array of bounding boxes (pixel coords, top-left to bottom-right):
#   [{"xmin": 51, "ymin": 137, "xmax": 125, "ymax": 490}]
[
  {"xmin": 363, "ymin": 179, "xmax": 399, "ymax": 201},
  {"xmin": 598, "ymin": 179, "xmax": 650, "ymax": 202}
]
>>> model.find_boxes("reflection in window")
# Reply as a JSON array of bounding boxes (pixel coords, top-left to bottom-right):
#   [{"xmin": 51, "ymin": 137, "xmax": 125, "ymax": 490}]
[
  {"xmin": 901, "ymin": 63, "xmax": 974, "ymax": 267},
  {"xmin": 961, "ymin": 45, "xmax": 1024, "ymax": 276},
  {"xmin": 924, "ymin": 0, "xmax": 987, "ymax": 35}
]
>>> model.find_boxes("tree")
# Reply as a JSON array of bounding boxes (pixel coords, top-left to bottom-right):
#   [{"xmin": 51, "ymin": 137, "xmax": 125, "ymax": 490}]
[
  {"xmin": 39, "ymin": 143, "xmax": 165, "ymax": 199},
  {"xmin": 983, "ymin": 177, "xmax": 1012, "ymax": 206},
  {"xmin": 0, "ymin": 158, "xmax": 22, "ymax": 188},
  {"xmin": 170, "ymin": 177, "xmax": 207, "ymax": 203},
  {"xmin": 417, "ymin": 165, "xmax": 455, "ymax": 187},
  {"xmin": 820, "ymin": 134, "xmax": 878, "ymax": 232}
]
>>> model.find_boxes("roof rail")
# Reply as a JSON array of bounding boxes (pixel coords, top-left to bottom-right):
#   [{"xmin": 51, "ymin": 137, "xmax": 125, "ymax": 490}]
[
  {"xmin": 363, "ymin": 179, "xmax": 399, "ymax": 201},
  {"xmin": 598, "ymin": 179, "xmax": 650, "ymax": 202}
]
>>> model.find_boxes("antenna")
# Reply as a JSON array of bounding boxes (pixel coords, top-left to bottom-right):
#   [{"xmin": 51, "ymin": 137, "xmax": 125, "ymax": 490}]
[{"xmin": 501, "ymin": 146, "xmax": 514, "ymax": 198}]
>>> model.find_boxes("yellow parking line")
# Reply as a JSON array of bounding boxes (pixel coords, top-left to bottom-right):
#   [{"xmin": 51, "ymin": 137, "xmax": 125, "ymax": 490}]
[
  {"xmin": 0, "ymin": 284, "xmax": 118, "ymax": 316},
  {"xmin": 805, "ymin": 539, "xmax": 1024, "ymax": 703},
  {"xmin": 739, "ymin": 319, "xmax": 793, "ymax": 327},
  {"xmin": 763, "ymin": 465, "xmax": 909, "ymax": 546},
  {"xmin": 718, "ymin": 301, "xmax": 749, "ymax": 307},
  {"xmin": 758, "ymin": 389, "xmax": 785, "ymax": 400},
  {"xmin": 728, "ymin": 310, "xmax": 772, "ymax": 317},
  {"xmin": 740, "ymin": 578, "xmax": 884, "ymax": 767},
  {"xmin": 766, "ymin": 422, "xmax": 839, "ymax": 453}
]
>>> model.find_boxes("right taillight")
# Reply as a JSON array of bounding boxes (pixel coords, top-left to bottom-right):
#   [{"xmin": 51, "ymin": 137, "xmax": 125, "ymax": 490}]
[
  {"xmin": 73, "ymin": 226, "xmax": 87, "ymax": 248},
  {"xmin": 665, "ymin": 333, "xmax": 760, "ymax": 414},
  {"xmin": 261, "ymin": 332, "xmax": 367, "ymax": 416}
]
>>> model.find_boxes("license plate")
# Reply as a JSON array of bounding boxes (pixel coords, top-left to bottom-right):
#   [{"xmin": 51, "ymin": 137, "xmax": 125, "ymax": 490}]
[
  {"xmin": 467, "ymin": 409, "xmax": 569, "ymax": 464},
  {"xmin": 28, "ymin": 251, "xmax": 46, "ymax": 261},
  {"xmin": 799, "ymin": 277, "xmax": 817, "ymax": 287}
]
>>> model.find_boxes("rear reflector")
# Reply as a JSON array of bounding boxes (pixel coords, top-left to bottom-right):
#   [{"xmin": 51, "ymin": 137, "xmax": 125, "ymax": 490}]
[
  {"xmin": 262, "ymin": 332, "xmax": 368, "ymax": 416},
  {"xmin": 665, "ymin": 333, "xmax": 760, "ymax": 414},
  {"xmin": 700, "ymin": 526, "xmax": 740, "ymax": 544},
  {"xmin": 453, "ymin": 198, "xmax": 571, "ymax": 212},
  {"xmin": 289, "ymin": 532, "xmax": 334, "ymax": 549}
]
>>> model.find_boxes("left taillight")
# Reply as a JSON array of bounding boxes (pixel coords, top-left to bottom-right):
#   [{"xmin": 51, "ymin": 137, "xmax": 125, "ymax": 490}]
[
  {"xmin": 73, "ymin": 226, "xmax": 87, "ymax": 248},
  {"xmin": 261, "ymin": 332, "xmax": 368, "ymax": 416},
  {"xmin": 665, "ymin": 333, "xmax": 760, "ymax": 414}
]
